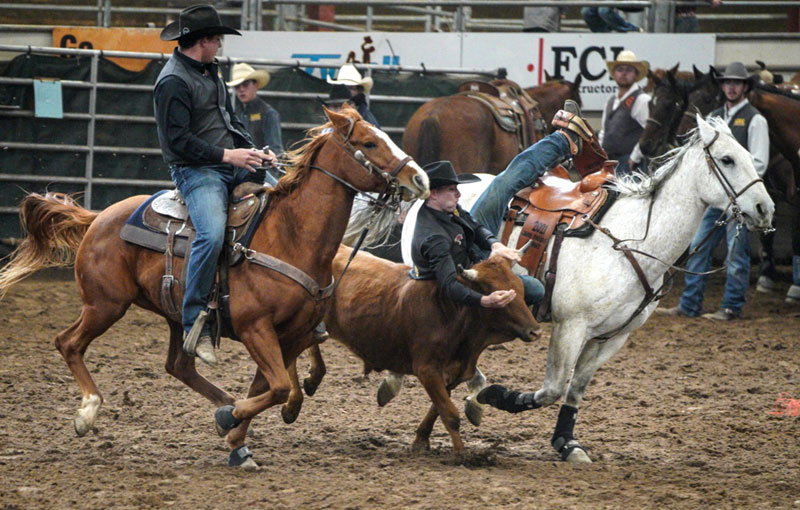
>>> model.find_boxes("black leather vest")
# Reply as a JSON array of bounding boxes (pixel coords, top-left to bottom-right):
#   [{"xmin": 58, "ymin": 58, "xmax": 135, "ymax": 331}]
[
  {"xmin": 602, "ymin": 88, "xmax": 644, "ymax": 160},
  {"xmin": 709, "ymin": 102, "xmax": 759, "ymax": 148},
  {"xmin": 155, "ymin": 51, "xmax": 246, "ymax": 165}
]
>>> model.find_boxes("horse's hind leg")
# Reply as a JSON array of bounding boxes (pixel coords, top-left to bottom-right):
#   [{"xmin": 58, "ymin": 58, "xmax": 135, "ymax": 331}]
[
  {"xmin": 56, "ymin": 301, "xmax": 129, "ymax": 436},
  {"xmin": 164, "ymin": 319, "xmax": 235, "ymax": 406},
  {"xmin": 553, "ymin": 332, "xmax": 631, "ymax": 464}
]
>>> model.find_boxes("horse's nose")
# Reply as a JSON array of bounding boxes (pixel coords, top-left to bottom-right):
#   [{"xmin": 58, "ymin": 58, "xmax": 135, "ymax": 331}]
[{"xmin": 756, "ymin": 200, "xmax": 775, "ymax": 226}]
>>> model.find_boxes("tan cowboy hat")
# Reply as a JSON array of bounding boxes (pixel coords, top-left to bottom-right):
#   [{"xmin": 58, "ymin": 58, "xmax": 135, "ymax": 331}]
[
  {"xmin": 226, "ymin": 63, "xmax": 270, "ymax": 88},
  {"xmin": 327, "ymin": 63, "xmax": 373, "ymax": 94},
  {"xmin": 606, "ymin": 50, "xmax": 649, "ymax": 81}
]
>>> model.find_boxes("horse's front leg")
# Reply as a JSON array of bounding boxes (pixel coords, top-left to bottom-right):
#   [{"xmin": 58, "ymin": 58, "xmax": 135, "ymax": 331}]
[
  {"xmin": 478, "ymin": 320, "xmax": 586, "ymax": 413},
  {"xmin": 553, "ymin": 332, "xmax": 631, "ymax": 464},
  {"xmin": 213, "ymin": 320, "xmax": 291, "ymax": 467},
  {"xmin": 281, "ymin": 358, "xmax": 304, "ymax": 424},
  {"xmin": 302, "ymin": 343, "xmax": 326, "ymax": 397}
]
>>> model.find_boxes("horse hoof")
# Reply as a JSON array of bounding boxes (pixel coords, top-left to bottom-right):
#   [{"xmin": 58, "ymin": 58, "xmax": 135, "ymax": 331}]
[
  {"xmin": 303, "ymin": 377, "xmax": 318, "ymax": 397},
  {"xmin": 228, "ymin": 445, "xmax": 258, "ymax": 469},
  {"xmin": 280, "ymin": 406, "xmax": 299, "ymax": 424},
  {"xmin": 74, "ymin": 416, "xmax": 92, "ymax": 437},
  {"xmin": 215, "ymin": 405, "xmax": 242, "ymax": 437},
  {"xmin": 564, "ymin": 446, "xmax": 592, "ymax": 464},
  {"xmin": 411, "ymin": 439, "xmax": 430, "ymax": 455},
  {"xmin": 377, "ymin": 374, "xmax": 403, "ymax": 407},
  {"xmin": 464, "ymin": 396, "xmax": 484, "ymax": 427}
]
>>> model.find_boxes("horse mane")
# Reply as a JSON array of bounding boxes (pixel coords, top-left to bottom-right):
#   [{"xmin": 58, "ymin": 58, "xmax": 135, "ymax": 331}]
[
  {"xmin": 270, "ymin": 107, "xmax": 364, "ymax": 196},
  {"xmin": 611, "ymin": 116, "xmax": 732, "ymax": 197}
]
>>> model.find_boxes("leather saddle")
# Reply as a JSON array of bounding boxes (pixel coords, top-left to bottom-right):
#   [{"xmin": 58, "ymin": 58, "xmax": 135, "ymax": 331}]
[
  {"xmin": 457, "ymin": 78, "xmax": 548, "ymax": 150},
  {"xmin": 120, "ymin": 181, "xmax": 270, "ymax": 327}
]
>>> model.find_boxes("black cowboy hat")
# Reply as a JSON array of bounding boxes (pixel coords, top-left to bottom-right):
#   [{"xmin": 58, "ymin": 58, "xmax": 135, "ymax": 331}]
[
  {"xmin": 324, "ymin": 84, "xmax": 352, "ymax": 106},
  {"xmin": 160, "ymin": 4, "xmax": 241, "ymax": 42},
  {"xmin": 423, "ymin": 161, "xmax": 481, "ymax": 189}
]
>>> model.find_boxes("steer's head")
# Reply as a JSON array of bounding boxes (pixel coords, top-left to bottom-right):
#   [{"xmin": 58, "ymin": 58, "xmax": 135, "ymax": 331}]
[{"xmin": 459, "ymin": 255, "xmax": 539, "ymax": 343}]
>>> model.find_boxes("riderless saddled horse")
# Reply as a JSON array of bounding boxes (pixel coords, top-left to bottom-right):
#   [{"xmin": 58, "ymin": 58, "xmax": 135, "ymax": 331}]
[
  {"xmin": 0, "ymin": 106, "xmax": 430, "ymax": 469},
  {"xmin": 389, "ymin": 115, "xmax": 773, "ymax": 462},
  {"xmin": 402, "ymin": 76, "xmax": 583, "ymax": 175}
]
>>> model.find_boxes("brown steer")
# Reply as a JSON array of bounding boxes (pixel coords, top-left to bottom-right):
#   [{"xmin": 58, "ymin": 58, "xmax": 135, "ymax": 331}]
[{"xmin": 322, "ymin": 245, "xmax": 539, "ymax": 454}]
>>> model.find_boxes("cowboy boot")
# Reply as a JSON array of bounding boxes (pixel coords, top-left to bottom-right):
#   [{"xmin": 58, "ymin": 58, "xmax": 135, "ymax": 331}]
[{"xmin": 552, "ymin": 99, "xmax": 594, "ymax": 156}]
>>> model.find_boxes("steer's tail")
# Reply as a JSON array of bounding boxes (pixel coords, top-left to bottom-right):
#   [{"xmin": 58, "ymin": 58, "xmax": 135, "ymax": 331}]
[{"xmin": 0, "ymin": 192, "xmax": 97, "ymax": 299}]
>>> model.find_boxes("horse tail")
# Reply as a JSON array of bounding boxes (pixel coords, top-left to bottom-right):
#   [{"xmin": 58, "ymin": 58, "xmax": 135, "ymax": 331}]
[
  {"xmin": 416, "ymin": 116, "xmax": 441, "ymax": 166},
  {"xmin": 0, "ymin": 192, "xmax": 97, "ymax": 299}
]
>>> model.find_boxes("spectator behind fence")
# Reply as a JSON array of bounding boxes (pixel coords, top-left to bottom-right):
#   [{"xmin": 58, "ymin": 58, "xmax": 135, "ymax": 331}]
[
  {"xmin": 228, "ymin": 62, "xmax": 283, "ymax": 154},
  {"xmin": 598, "ymin": 50, "xmax": 650, "ymax": 177},
  {"xmin": 675, "ymin": 0, "xmax": 723, "ymax": 33},
  {"xmin": 327, "ymin": 63, "xmax": 380, "ymax": 127},
  {"xmin": 582, "ymin": 5, "xmax": 644, "ymax": 33},
  {"xmin": 522, "ymin": 6, "xmax": 565, "ymax": 32},
  {"xmin": 227, "ymin": 63, "xmax": 284, "ymax": 156}
]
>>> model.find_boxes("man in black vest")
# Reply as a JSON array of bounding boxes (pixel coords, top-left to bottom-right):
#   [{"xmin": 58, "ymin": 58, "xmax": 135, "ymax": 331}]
[
  {"xmin": 154, "ymin": 4, "xmax": 276, "ymax": 365},
  {"xmin": 599, "ymin": 50, "xmax": 651, "ymax": 177},
  {"xmin": 658, "ymin": 62, "xmax": 769, "ymax": 321}
]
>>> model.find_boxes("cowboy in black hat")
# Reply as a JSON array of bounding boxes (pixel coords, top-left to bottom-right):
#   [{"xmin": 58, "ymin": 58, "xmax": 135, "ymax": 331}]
[
  {"xmin": 153, "ymin": 4, "xmax": 277, "ymax": 366},
  {"xmin": 410, "ymin": 100, "xmax": 594, "ymax": 309},
  {"xmin": 409, "ymin": 161, "xmax": 521, "ymax": 308},
  {"xmin": 657, "ymin": 61, "xmax": 769, "ymax": 322}
]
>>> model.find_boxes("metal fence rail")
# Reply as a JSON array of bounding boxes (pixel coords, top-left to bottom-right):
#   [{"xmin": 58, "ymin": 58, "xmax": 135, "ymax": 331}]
[
  {"xmin": 2, "ymin": 0, "xmax": 799, "ymax": 33},
  {"xmin": 0, "ymin": 43, "xmax": 499, "ymax": 213}
]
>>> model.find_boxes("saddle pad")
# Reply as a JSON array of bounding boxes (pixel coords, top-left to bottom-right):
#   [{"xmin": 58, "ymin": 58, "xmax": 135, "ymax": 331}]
[{"xmin": 121, "ymin": 190, "xmax": 190, "ymax": 257}]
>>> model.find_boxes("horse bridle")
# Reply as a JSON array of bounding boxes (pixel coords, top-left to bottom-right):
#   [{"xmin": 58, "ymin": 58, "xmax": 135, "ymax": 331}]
[
  {"xmin": 702, "ymin": 130, "xmax": 764, "ymax": 225},
  {"xmin": 311, "ymin": 117, "xmax": 414, "ymax": 205}
]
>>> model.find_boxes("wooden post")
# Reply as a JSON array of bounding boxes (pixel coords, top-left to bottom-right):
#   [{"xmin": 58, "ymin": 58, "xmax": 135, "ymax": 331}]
[{"xmin": 307, "ymin": 4, "xmax": 335, "ymax": 31}]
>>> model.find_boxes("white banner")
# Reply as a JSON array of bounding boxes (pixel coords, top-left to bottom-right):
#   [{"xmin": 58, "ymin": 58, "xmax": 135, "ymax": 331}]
[{"xmin": 224, "ymin": 32, "xmax": 715, "ymax": 111}]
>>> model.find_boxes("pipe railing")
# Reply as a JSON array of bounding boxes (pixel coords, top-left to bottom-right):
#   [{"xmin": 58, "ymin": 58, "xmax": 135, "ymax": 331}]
[{"xmin": 0, "ymin": 43, "xmax": 499, "ymax": 213}]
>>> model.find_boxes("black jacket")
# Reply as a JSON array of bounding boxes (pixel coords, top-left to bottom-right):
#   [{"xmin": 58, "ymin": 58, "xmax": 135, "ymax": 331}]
[{"xmin": 410, "ymin": 204, "xmax": 498, "ymax": 307}]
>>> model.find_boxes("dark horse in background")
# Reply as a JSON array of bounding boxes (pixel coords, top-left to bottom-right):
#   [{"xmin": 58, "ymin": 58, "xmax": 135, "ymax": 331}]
[
  {"xmin": 639, "ymin": 65, "xmax": 800, "ymax": 300},
  {"xmin": 402, "ymin": 75, "xmax": 582, "ymax": 175}
]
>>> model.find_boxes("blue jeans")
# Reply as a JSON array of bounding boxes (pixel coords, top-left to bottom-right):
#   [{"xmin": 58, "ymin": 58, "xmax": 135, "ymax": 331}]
[
  {"xmin": 470, "ymin": 132, "xmax": 572, "ymax": 305},
  {"xmin": 581, "ymin": 7, "xmax": 640, "ymax": 32},
  {"xmin": 678, "ymin": 208, "xmax": 751, "ymax": 317},
  {"xmin": 170, "ymin": 164, "xmax": 252, "ymax": 333}
]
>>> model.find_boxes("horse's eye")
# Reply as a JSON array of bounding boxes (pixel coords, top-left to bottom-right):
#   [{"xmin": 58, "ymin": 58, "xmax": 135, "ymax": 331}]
[
  {"xmin": 720, "ymin": 156, "xmax": 734, "ymax": 166},
  {"xmin": 362, "ymin": 141, "xmax": 377, "ymax": 149}
]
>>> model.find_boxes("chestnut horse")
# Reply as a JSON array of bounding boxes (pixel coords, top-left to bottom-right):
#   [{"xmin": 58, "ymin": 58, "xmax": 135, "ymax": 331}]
[
  {"xmin": 402, "ymin": 76, "xmax": 583, "ymax": 175},
  {"xmin": 0, "ymin": 106, "xmax": 429, "ymax": 468}
]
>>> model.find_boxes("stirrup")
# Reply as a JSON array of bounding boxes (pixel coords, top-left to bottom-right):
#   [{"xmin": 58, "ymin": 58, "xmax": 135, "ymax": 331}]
[{"xmin": 183, "ymin": 310, "xmax": 209, "ymax": 357}]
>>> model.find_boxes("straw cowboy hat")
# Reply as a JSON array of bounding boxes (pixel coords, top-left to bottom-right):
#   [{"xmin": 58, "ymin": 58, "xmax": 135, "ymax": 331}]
[
  {"xmin": 160, "ymin": 4, "xmax": 241, "ymax": 41},
  {"xmin": 226, "ymin": 63, "xmax": 270, "ymax": 88},
  {"xmin": 327, "ymin": 63, "xmax": 373, "ymax": 94},
  {"xmin": 606, "ymin": 50, "xmax": 649, "ymax": 81}
]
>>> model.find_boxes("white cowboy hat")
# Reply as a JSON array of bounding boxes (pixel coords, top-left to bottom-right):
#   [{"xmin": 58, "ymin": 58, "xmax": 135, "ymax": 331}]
[
  {"xmin": 327, "ymin": 63, "xmax": 373, "ymax": 94},
  {"xmin": 226, "ymin": 63, "xmax": 270, "ymax": 88},
  {"xmin": 606, "ymin": 50, "xmax": 649, "ymax": 81}
]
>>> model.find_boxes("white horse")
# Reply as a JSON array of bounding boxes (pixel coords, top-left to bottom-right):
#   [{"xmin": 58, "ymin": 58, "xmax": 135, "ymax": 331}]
[{"xmin": 387, "ymin": 115, "xmax": 774, "ymax": 462}]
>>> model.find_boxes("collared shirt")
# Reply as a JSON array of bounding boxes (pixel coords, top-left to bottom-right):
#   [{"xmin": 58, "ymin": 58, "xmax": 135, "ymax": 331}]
[
  {"xmin": 154, "ymin": 49, "xmax": 253, "ymax": 165},
  {"xmin": 599, "ymin": 82, "xmax": 650, "ymax": 163},
  {"xmin": 719, "ymin": 99, "xmax": 770, "ymax": 177}
]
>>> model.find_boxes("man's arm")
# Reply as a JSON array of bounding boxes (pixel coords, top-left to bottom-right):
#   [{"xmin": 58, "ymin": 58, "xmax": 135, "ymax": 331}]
[
  {"xmin": 422, "ymin": 235, "xmax": 485, "ymax": 307},
  {"xmin": 263, "ymin": 106, "xmax": 284, "ymax": 155},
  {"xmin": 225, "ymin": 91, "xmax": 255, "ymax": 148},
  {"xmin": 747, "ymin": 113, "xmax": 770, "ymax": 177}
]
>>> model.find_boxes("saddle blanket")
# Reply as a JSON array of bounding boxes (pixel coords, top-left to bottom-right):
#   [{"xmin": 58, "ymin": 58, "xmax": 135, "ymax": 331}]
[{"xmin": 120, "ymin": 190, "xmax": 191, "ymax": 258}]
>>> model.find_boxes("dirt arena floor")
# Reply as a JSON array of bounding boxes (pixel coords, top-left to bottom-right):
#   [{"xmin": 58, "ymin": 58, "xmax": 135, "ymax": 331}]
[{"xmin": 0, "ymin": 266, "xmax": 798, "ymax": 510}]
